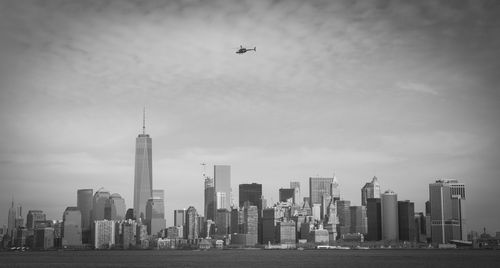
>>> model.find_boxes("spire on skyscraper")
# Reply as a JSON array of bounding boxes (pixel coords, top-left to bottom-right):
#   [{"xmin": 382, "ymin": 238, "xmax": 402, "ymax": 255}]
[{"xmin": 142, "ymin": 106, "xmax": 146, "ymax": 135}]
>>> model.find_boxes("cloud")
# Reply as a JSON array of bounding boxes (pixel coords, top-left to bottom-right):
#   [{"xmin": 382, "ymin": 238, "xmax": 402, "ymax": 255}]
[
  {"xmin": 396, "ymin": 82, "xmax": 439, "ymax": 95},
  {"xmin": 1, "ymin": 0, "xmax": 500, "ymax": 232}
]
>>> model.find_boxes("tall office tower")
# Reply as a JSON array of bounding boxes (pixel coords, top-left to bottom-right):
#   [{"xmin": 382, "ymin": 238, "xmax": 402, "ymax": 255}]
[
  {"xmin": 424, "ymin": 200, "xmax": 431, "ymax": 241},
  {"xmin": 92, "ymin": 188, "xmax": 110, "ymax": 221},
  {"xmin": 7, "ymin": 199, "xmax": 17, "ymax": 237},
  {"xmin": 122, "ymin": 220, "xmax": 138, "ymax": 249},
  {"xmin": 106, "ymin": 193, "xmax": 126, "ymax": 220},
  {"xmin": 215, "ymin": 208, "xmax": 231, "ymax": 235},
  {"xmin": 309, "ymin": 177, "xmax": 334, "ymax": 206},
  {"xmin": 361, "ymin": 176, "xmax": 381, "ymax": 206},
  {"xmin": 174, "ymin": 209, "xmax": 186, "ymax": 228},
  {"xmin": 136, "ymin": 223, "xmax": 148, "ymax": 244},
  {"xmin": 312, "ymin": 204, "xmax": 321, "ymax": 221},
  {"xmin": 414, "ymin": 212, "xmax": 427, "ymax": 243},
  {"xmin": 239, "ymin": 183, "xmax": 263, "ymax": 209},
  {"xmin": 77, "ymin": 189, "xmax": 93, "ymax": 243},
  {"xmin": 146, "ymin": 197, "xmax": 166, "ymax": 236},
  {"xmin": 204, "ymin": 177, "xmax": 216, "ymax": 221},
  {"xmin": 230, "ymin": 208, "xmax": 240, "ymax": 234},
  {"xmin": 262, "ymin": 208, "xmax": 278, "ymax": 244},
  {"xmin": 242, "ymin": 204, "xmax": 258, "ymax": 246},
  {"xmin": 26, "ymin": 210, "xmax": 46, "ymax": 230},
  {"xmin": 133, "ymin": 110, "xmax": 153, "ymax": 220},
  {"xmin": 366, "ymin": 198, "xmax": 382, "ymax": 241},
  {"xmin": 185, "ymin": 206, "xmax": 198, "ymax": 240},
  {"xmin": 152, "ymin": 189, "xmax": 165, "ymax": 216},
  {"xmin": 196, "ymin": 215, "xmax": 207, "ymax": 238},
  {"xmin": 336, "ymin": 200, "xmax": 351, "ymax": 238},
  {"xmin": 398, "ymin": 200, "xmax": 415, "ymax": 241},
  {"xmin": 279, "ymin": 188, "xmax": 295, "ymax": 203},
  {"xmin": 381, "ymin": 190, "xmax": 399, "ymax": 241},
  {"xmin": 331, "ymin": 175, "xmax": 340, "ymax": 201},
  {"xmin": 321, "ymin": 193, "xmax": 332, "ymax": 221},
  {"xmin": 214, "ymin": 165, "xmax": 231, "ymax": 210},
  {"xmin": 290, "ymin": 181, "xmax": 301, "ymax": 204},
  {"xmin": 350, "ymin": 206, "xmax": 367, "ymax": 234},
  {"xmin": 429, "ymin": 179, "xmax": 466, "ymax": 244},
  {"xmin": 449, "ymin": 180, "xmax": 467, "ymax": 240},
  {"xmin": 94, "ymin": 220, "xmax": 115, "ymax": 249},
  {"xmin": 62, "ymin": 207, "xmax": 82, "ymax": 247},
  {"xmin": 302, "ymin": 198, "xmax": 312, "ymax": 216}
]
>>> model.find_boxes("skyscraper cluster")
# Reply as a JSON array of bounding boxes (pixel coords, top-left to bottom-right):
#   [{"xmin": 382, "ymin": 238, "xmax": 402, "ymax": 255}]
[{"xmin": 1, "ymin": 114, "xmax": 470, "ymax": 250}]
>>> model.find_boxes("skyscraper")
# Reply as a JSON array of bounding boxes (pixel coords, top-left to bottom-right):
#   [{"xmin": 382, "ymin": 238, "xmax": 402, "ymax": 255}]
[
  {"xmin": 146, "ymin": 191, "xmax": 166, "ymax": 236},
  {"xmin": 7, "ymin": 200, "xmax": 23, "ymax": 238},
  {"xmin": 152, "ymin": 189, "xmax": 165, "ymax": 216},
  {"xmin": 381, "ymin": 190, "xmax": 398, "ymax": 241},
  {"xmin": 279, "ymin": 188, "xmax": 295, "ymax": 203},
  {"xmin": 7, "ymin": 199, "xmax": 16, "ymax": 237},
  {"xmin": 262, "ymin": 207, "xmax": 278, "ymax": 244},
  {"xmin": 350, "ymin": 206, "xmax": 367, "ymax": 234},
  {"xmin": 309, "ymin": 177, "xmax": 334, "ymax": 206},
  {"xmin": 429, "ymin": 179, "xmax": 466, "ymax": 245},
  {"xmin": 361, "ymin": 176, "xmax": 381, "ymax": 206},
  {"xmin": 174, "ymin": 209, "xmax": 186, "ymax": 228},
  {"xmin": 366, "ymin": 198, "xmax": 382, "ymax": 241},
  {"xmin": 290, "ymin": 181, "xmax": 301, "ymax": 204},
  {"xmin": 336, "ymin": 200, "xmax": 351, "ymax": 238},
  {"xmin": 215, "ymin": 208, "xmax": 231, "ymax": 236},
  {"xmin": 92, "ymin": 188, "xmax": 110, "ymax": 221},
  {"xmin": 331, "ymin": 175, "xmax": 340, "ymax": 201},
  {"xmin": 449, "ymin": 181, "xmax": 466, "ymax": 240},
  {"xmin": 398, "ymin": 200, "xmax": 415, "ymax": 242},
  {"xmin": 214, "ymin": 165, "xmax": 231, "ymax": 210},
  {"xmin": 106, "ymin": 193, "xmax": 126, "ymax": 220},
  {"xmin": 239, "ymin": 183, "xmax": 262, "ymax": 209},
  {"xmin": 185, "ymin": 206, "xmax": 198, "ymax": 240},
  {"xmin": 77, "ymin": 189, "xmax": 93, "ymax": 243},
  {"xmin": 241, "ymin": 204, "xmax": 258, "ymax": 246},
  {"xmin": 133, "ymin": 110, "xmax": 152, "ymax": 220},
  {"xmin": 94, "ymin": 220, "xmax": 115, "ymax": 249},
  {"xmin": 204, "ymin": 177, "xmax": 216, "ymax": 221},
  {"xmin": 62, "ymin": 207, "xmax": 82, "ymax": 247},
  {"xmin": 26, "ymin": 210, "xmax": 46, "ymax": 230}
]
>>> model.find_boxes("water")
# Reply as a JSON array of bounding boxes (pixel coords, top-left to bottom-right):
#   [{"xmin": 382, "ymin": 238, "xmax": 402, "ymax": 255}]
[{"xmin": 1, "ymin": 249, "xmax": 499, "ymax": 268}]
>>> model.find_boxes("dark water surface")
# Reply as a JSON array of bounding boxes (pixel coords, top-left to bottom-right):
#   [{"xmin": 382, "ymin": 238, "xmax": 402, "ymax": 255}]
[{"xmin": 1, "ymin": 249, "xmax": 499, "ymax": 268}]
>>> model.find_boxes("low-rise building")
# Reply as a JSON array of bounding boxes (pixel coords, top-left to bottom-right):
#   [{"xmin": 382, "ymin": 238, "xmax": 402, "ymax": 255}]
[{"xmin": 309, "ymin": 229, "xmax": 329, "ymax": 245}]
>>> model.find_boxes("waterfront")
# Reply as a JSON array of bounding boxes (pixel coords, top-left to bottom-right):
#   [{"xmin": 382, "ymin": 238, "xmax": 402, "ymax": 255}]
[{"xmin": 1, "ymin": 249, "xmax": 499, "ymax": 268}]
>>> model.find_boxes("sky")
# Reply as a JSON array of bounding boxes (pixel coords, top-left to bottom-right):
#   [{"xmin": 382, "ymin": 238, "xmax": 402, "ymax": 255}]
[{"xmin": 0, "ymin": 0, "xmax": 499, "ymax": 233}]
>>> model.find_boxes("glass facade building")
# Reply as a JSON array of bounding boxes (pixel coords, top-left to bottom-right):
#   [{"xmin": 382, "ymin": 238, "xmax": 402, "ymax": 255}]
[
  {"xmin": 381, "ymin": 190, "xmax": 399, "ymax": 241},
  {"xmin": 133, "ymin": 121, "xmax": 152, "ymax": 220},
  {"xmin": 214, "ymin": 165, "xmax": 231, "ymax": 210}
]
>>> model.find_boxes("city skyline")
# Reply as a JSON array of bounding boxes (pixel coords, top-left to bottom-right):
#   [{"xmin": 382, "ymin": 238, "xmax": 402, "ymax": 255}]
[{"xmin": 1, "ymin": 0, "xmax": 499, "ymax": 234}]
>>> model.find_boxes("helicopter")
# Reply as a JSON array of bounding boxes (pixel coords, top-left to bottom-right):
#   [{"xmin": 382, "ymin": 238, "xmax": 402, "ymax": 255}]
[{"xmin": 235, "ymin": 45, "xmax": 256, "ymax": 54}]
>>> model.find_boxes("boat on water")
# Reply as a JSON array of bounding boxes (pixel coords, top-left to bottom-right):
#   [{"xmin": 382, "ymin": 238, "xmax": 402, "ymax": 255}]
[{"xmin": 317, "ymin": 245, "xmax": 351, "ymax": 250}]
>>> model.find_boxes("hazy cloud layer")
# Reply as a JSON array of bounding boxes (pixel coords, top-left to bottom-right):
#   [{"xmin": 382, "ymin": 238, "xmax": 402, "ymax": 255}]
[{"xmin": 1, "ymin": 0, "xmax": 499, "ymax": 231}]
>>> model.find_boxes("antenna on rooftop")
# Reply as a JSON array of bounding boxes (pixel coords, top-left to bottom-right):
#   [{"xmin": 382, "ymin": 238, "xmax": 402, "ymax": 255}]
[
  {"xmin": 142, "ymin": 106, "xmax": 146, "ymax": 135},
  {"xmin": 201, "ymin": 163, "xmax": 207, "ymax": 179}
]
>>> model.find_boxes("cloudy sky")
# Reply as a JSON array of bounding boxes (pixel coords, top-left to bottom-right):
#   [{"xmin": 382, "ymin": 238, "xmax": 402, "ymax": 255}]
[{"xmin": 1, "ymin": 0, "xmax": 499, "ymax": 232}]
